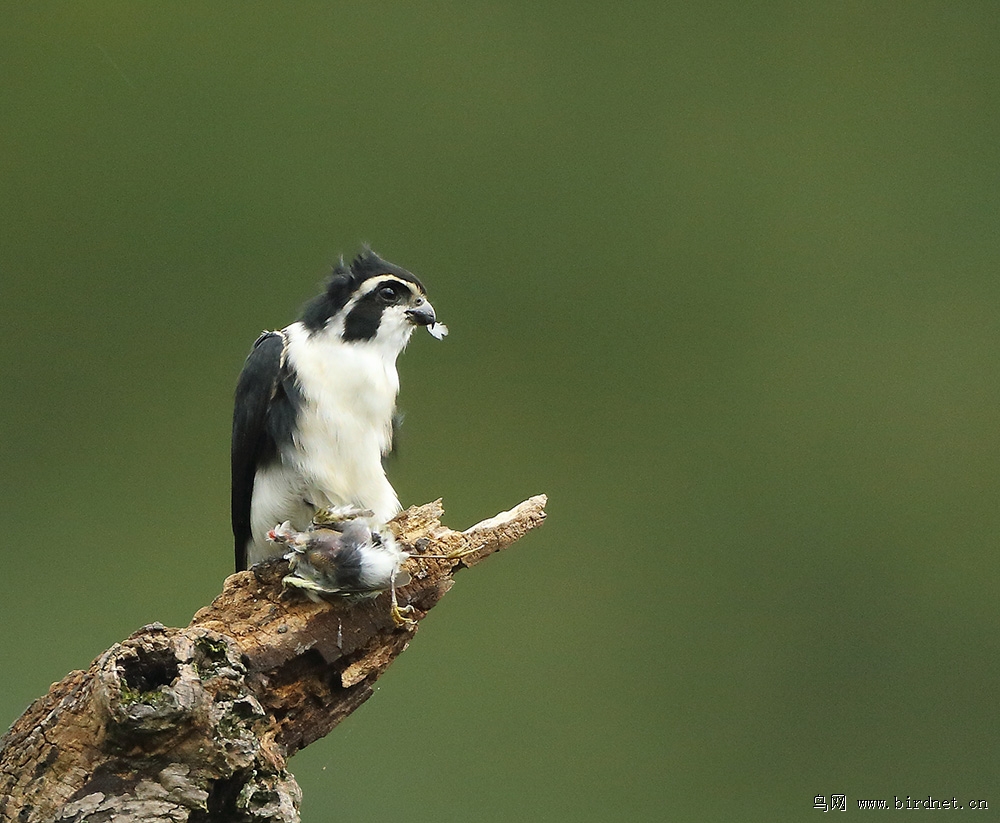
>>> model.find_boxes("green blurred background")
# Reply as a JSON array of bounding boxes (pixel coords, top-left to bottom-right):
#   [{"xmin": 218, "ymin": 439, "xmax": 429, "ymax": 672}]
[{"xmin": 3, "ymin": 3, "xmax": 999, "ymax": 820}]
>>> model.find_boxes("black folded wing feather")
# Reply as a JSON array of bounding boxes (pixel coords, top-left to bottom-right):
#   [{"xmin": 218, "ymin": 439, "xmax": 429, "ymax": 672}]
[{"xmin": 231, "ymin": 331, "xmax": 293, "ymax": 571}]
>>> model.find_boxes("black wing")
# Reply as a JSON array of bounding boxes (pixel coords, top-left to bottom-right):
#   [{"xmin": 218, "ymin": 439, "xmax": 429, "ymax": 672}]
[{"xmin": 231, "ymin": 331, "xmax": 288, "ymax": 571}]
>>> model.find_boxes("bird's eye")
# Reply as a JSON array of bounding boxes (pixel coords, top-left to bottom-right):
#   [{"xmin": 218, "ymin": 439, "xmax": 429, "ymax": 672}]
[{"xmin": 377, "ymin": 284, "xmax": 399, "ymax": 303}]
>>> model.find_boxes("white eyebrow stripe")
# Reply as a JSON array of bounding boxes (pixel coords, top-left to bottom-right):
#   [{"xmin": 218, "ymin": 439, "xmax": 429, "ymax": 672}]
[{"xmin": 354, "ymin": 275, "xmax": 417, "ymax": 298}]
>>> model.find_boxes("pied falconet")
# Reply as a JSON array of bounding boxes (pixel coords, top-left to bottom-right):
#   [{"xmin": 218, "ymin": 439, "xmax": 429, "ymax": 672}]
[{"xmin": 231, "ymin": 249, "xmax": 446, "ymax": 573}]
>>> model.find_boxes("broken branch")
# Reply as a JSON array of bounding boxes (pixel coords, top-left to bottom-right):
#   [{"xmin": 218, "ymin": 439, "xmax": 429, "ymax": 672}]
[{"xmin": 0, "ymin": 495, "xmax": 547, "ymax": 823}]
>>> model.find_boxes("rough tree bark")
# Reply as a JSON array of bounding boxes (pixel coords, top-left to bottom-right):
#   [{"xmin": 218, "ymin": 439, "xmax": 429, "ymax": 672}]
[{"xmin": 0, "ymin": 495, "xmax": 547, "ymax": 823}]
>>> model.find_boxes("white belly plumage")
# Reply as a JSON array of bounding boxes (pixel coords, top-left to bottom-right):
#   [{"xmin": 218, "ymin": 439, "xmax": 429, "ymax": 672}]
[{"xmin": 246, "ymin": 322, "xmax": 404, "ymax": 567}]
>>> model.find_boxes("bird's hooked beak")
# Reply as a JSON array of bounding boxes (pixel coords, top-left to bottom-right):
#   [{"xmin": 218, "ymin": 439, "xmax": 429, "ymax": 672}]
[{"xmin": 405, "ymin": 298, "xmax": 437, "ymax": 327}]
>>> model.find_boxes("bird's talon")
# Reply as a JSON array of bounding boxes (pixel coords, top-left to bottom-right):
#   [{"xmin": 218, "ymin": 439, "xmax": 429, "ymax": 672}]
[{"xmin": 391, "ymin": 603, "xmax": 417, "ymax": 628}]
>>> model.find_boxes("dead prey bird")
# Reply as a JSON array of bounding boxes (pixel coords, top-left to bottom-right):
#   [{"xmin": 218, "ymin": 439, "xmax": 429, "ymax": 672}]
[{"xmin": 269, "ymin": 505, "xmax": 471, "ymax": 627}]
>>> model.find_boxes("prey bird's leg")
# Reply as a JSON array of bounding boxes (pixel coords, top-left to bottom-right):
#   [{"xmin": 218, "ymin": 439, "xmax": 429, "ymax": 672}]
[
  {"xmin": 388, "ymin": 540, "xmax": 487, "ymax": 627},
  {"xmin": 408, "ymin": 542, "xmax": 482, "ymax": 561}
]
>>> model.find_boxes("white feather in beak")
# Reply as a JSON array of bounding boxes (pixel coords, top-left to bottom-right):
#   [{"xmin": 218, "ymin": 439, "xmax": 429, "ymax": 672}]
[{"xmin": 427, "ymin": 322, "xmax": 449, "ymax": 340}]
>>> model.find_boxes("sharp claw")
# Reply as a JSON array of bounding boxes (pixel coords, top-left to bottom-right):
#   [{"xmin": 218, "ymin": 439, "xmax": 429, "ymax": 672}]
[
  {"xmin": 391, "ymin": 603, "xmax": 417, "ymax": 628},
  {"xmin": 390, "ymin": 579, "xmax": 417, "ymax": 628}
]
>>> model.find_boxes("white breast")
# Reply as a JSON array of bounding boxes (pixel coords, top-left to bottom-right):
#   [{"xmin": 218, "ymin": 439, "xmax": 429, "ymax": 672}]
[{"xmin": 247, "ymin": 321, "xmax": 406, "ymax": 564}]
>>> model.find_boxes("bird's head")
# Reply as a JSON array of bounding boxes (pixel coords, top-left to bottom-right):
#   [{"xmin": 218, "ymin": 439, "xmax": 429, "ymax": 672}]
[{"xmin": 300, "ymin": 248, "xmax": 446, "ymax": 349}]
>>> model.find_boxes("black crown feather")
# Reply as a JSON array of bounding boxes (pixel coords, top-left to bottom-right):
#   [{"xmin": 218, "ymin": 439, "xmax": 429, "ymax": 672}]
[{"xmin": 299, "ymin": 247, "xmax": 425, "ymax": 332}]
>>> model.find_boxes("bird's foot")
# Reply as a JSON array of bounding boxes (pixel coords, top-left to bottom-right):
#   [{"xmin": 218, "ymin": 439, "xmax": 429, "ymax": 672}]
[
  {"xmin": 389, "ymin": 580, "xmax": 417, "ymax": 628},
  {"xmin": 391, "ymin": 602, "xmax": 417, "ymax": 628},
  {"xmin": 312, "ymin": 505, "xmax": 375, "ymax": 528}
]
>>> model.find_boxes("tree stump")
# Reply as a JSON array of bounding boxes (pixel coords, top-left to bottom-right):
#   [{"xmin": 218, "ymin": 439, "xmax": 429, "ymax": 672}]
[{"xmin": 0, "ymin": 496, "xmax": 547, "ymax": 823}]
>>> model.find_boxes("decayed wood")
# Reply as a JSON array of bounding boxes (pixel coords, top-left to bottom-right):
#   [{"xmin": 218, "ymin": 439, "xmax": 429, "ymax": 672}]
[{"xmin": 0, "ymin": 496, "xmax": 547, "ymax": 823}]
